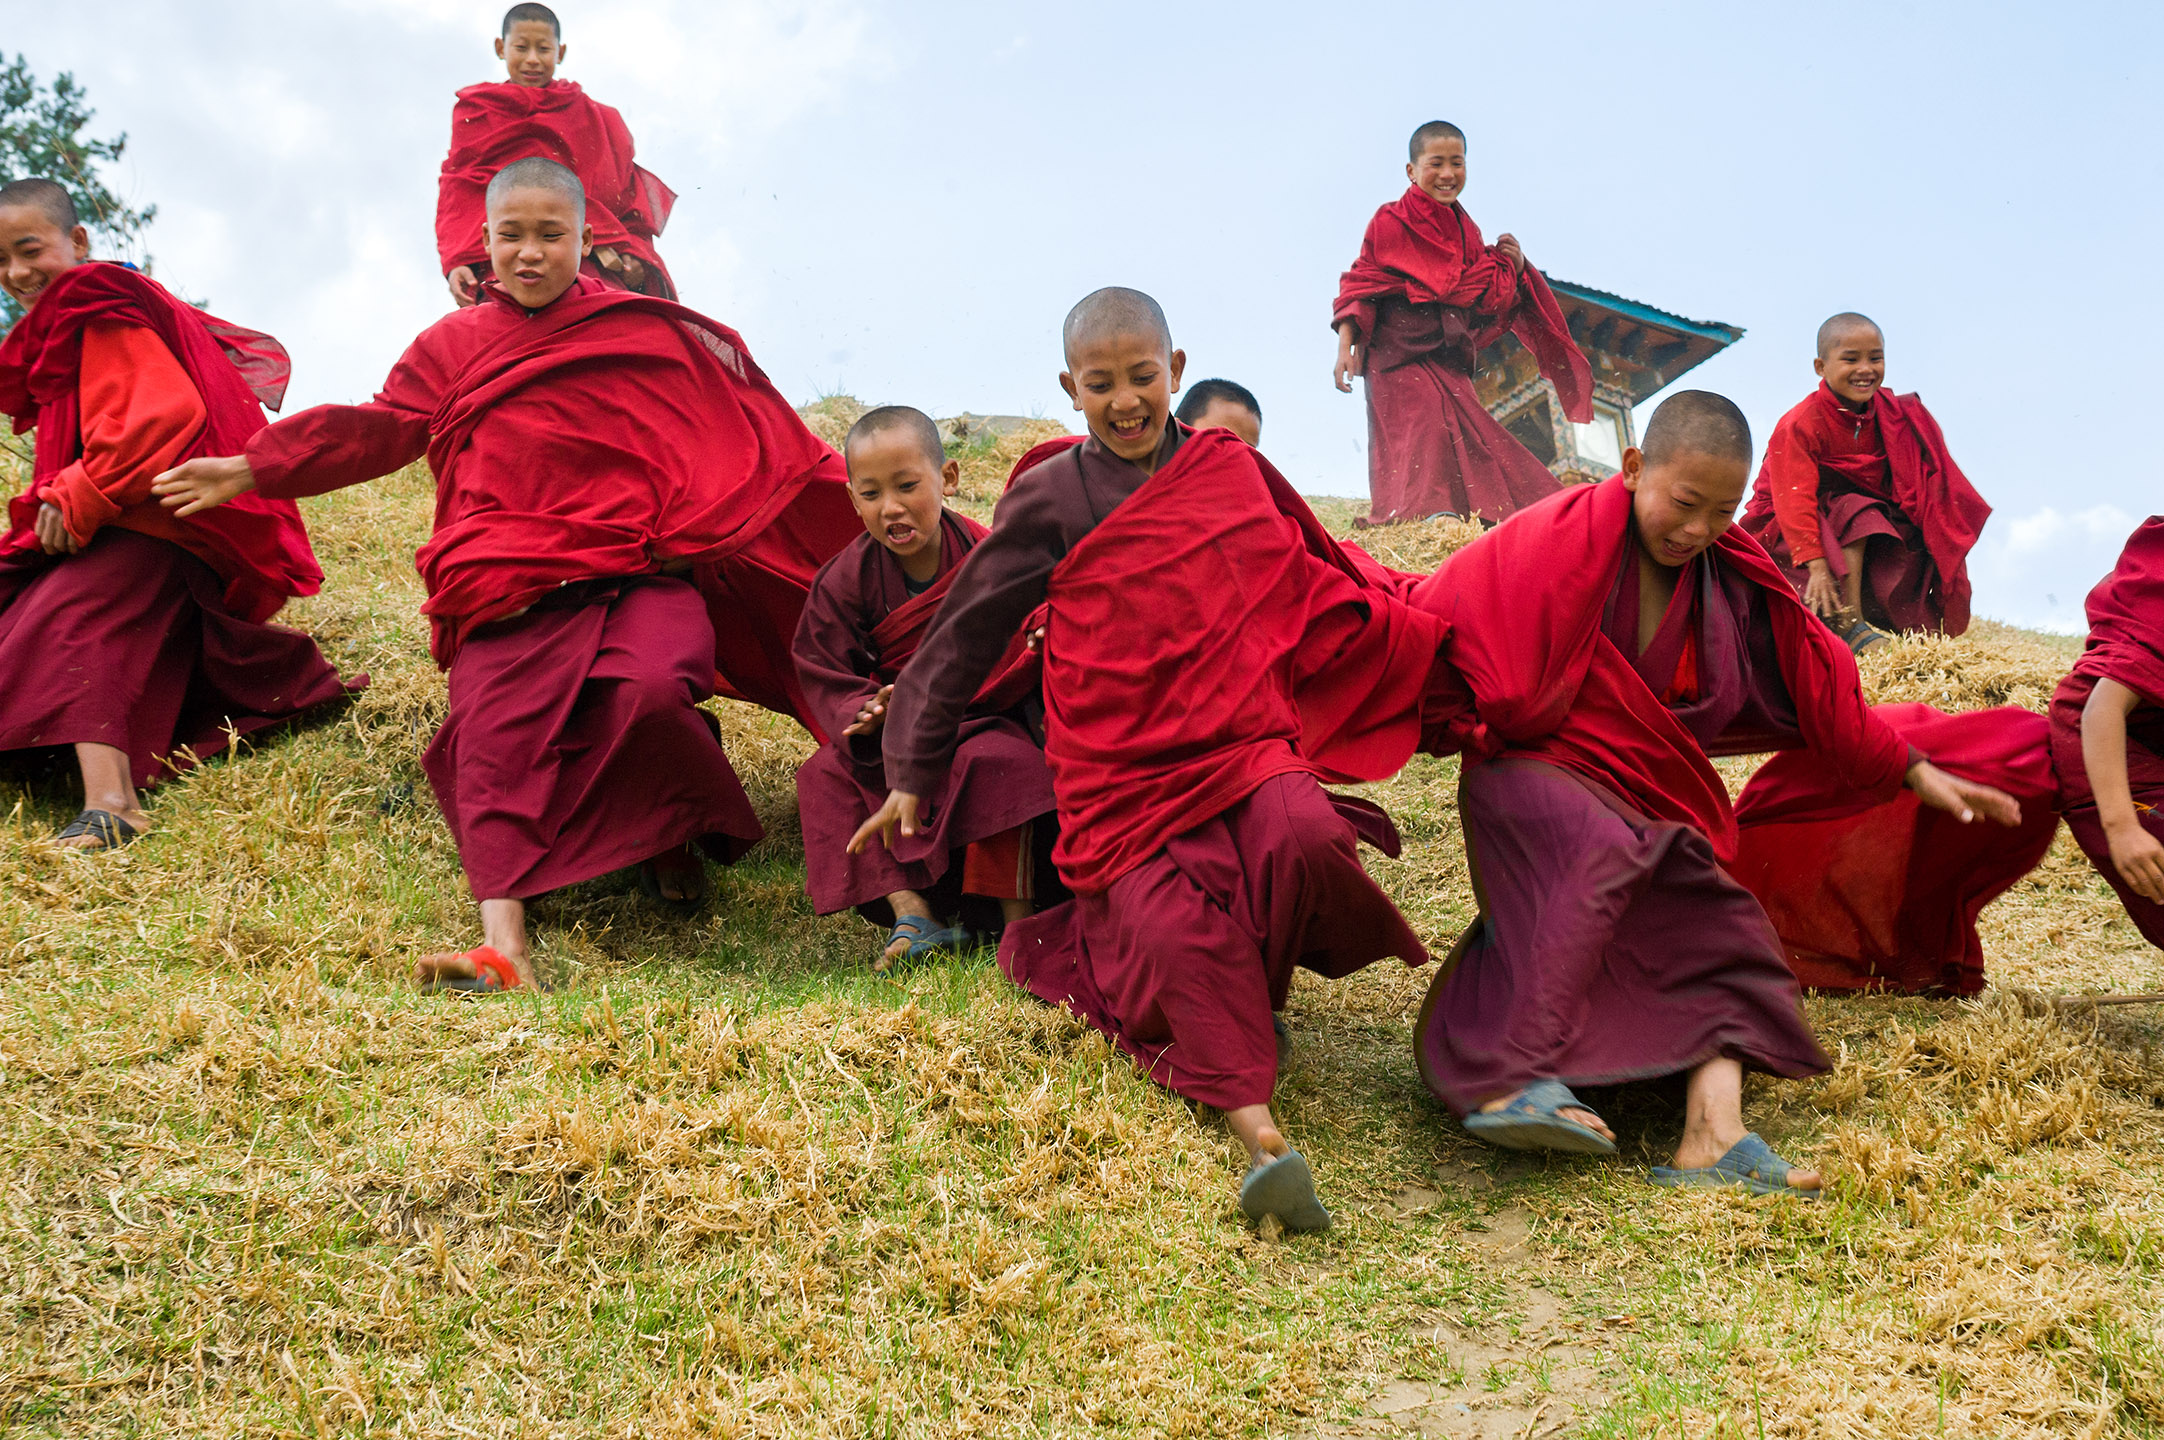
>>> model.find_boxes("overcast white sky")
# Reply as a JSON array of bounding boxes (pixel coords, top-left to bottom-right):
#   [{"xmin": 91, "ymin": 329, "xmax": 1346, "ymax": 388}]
[{"xmin": 16, "ymin": 0, "xmax": 2162, "ymax": 629}]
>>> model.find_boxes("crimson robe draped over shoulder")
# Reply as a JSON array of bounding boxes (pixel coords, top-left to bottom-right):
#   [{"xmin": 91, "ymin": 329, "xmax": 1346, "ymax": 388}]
[
  {"xmin": 246, "ymin": 276, "xmax": 858, "ymax": 727},
  {"xmin": 1738, "ymin": 383, "xmax": 1989, "ymax": 635},
  {"xmin": 0, "ymin": 262, "xmax": 322, "ymax": 622},
  {"xmin": 2050, "ymin": 516, "xmax": 2164, "ymax": 947},
  {"xmin": 437, "ymin": 80, "xmax": 677, "ymax": 298}
]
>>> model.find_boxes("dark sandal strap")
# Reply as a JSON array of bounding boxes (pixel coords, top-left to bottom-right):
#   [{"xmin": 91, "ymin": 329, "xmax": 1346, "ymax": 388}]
[{"xmin": 56, "ymin": 809, "xmax": 140, "ymax": 850}]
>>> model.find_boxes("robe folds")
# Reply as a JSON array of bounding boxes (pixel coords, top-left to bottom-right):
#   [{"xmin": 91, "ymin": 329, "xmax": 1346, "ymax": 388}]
[
  {"xmin": 437, "ymin": 80, "xmax": 677, "ymax": 298},
  {"xmin": 792, "ymin": 510, "xmax": 1056, "ymax": 916},
  {"xmin": 1738, "ymin": 382, "xmax": 1989, "ymax": 635},
  {"xmin": 1733, "ymin": 703, "xmax": 2058, "ymax": 995},
  {"xmin": 1333, "ymin": 188, "xmax": 1591, "ymax": 526},
  {"xmin": 245, "ymin": 274, "xmax": 858, "ymax": 723},
  {"xmin": 0, "ymin": 265, "xmax": 356, "ymax": 786},
  {"xmin": 2050, "ymin": 517, "xmax": 2164, "ymax": 946},
  {"xmin": 0, "ymin": 262, "xmax": 323, "ymax": 621},
  {"xmin": 1410, "ymin": 476, "xmax": 1912, "ymax": 1113},
  {"xmin": 885, "ymin": 424, "xmax": 1435, "ymax": 1109}
]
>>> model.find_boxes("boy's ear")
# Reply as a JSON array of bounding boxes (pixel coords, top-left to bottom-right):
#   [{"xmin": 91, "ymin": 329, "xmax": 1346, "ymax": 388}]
[
  {"xmin": 557, "ymin": 42, "xmax": 568, "ymax": 63},
  {"xmin": 580, "ymin": 223, "xmax": 594, "ymax": 257},
  {"xmin": 1168, "ymin": 347, "xmax": 1186, "ymax": 393},
  {"xmin": 1812, "ymin": 355, "xmax": 1828, "ymax": 379},
  {"xmin": 1405, "ymin": 161, "xmax": 1417, "ymax": 184},
  {"xmin": 940, "ymin": 458, "xmax": 961, "ymax": 497},
  {"xmin": 1619, "ymin": 447, "xmax": 1644, "ymax": 490},
  {"xmin": 66, "ymin": 225, "xmax": 89, "ymax": 261},
  {"xmin": 494, "ymin": 36, "xmax": 508, "ymax": 61},
  {"xmin": 1058, "ymin": 370, "xmax": 1080, "ymax": 410}
]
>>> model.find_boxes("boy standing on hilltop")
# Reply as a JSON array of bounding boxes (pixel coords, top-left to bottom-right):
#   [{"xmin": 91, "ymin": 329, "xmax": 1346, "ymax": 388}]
[
  {"xmin": 0, "ymin": 178, "xmax": 357, "ymax": 851},
  {"xmin": 1738, "ymin": 313, "xmax": 1990, "ymax": 651},
  {"xmin": 1333, "ymin": 120, "xmax": 1591, "ymax": 527},
  {"xmin": 156, "ymin": 159, "xmax": 858, "ymax": 992},
  {"xmin": 438, "ymin": 4, "xmax": 677, "ymax": 307},
  {"xmin": 854, "ymin": 289, "xmax": 1443, "ymax": 1231},
  {"xmin": 793, "ymin": 405, "xmax": 1058, "ymax": 968},
  {"xmin": 1411, "ymin": 392, "xmax": 2021, "ymax": 1195}
]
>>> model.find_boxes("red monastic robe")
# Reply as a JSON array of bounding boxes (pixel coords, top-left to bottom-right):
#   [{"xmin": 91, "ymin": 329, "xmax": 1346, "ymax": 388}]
[
  {"xmin": 2051, "ymin": 517, "xmax": 2164, "ymax": 947},
  {"xmin": 792, "ymin": 510, "xmax": 1057, "ymax": 916},
  {"xmin": 0, "ymin": 264, "xmax": 358, "ymax": 786},
  {"xmin": 1738, "ymin": 382, "xmax": 1990, "ymax": 635},
  {"xmin": 437, "ymin": 80, "xmax": 678, "ymax": 298},
  {"xmin": 1333, "ymin": 188, "xmax": 1591, "ymax": 526},
  {"xmin": 1410, "ymin": 477, "xmax": 1911, "ymax": 1111}
]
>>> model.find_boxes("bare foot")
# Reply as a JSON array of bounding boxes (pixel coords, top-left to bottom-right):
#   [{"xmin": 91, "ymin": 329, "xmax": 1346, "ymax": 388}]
[
  {"xmin": 645, "ymin": 843, "xmax": 706, "ymax": 903},
  {"xmin": 1478, "ymin": 1087, "xmax": 1615, "ymax": 1144}
]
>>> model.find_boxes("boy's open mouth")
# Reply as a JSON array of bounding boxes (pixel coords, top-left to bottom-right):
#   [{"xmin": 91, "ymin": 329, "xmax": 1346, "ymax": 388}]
[
  {"xmin": 885, "ymin": 522, "xmax": 919, "ymax": 547},
  {"xmin": 1109, "ymin": 416, "xmax": 1151, "ymax": 443}
]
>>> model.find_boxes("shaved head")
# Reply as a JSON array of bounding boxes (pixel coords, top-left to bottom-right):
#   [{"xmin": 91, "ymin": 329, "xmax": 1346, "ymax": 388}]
[
  {"xmin": 1409, "ymin": 120, "xmax": 1466, "ymax": 161},
  {"xmin": 845, "ymin": 405, "xmax": 945, "ymax": 471},
  {"xmin": 1816, "ymin": 311, "xmax": 1882, "ymax": 358},
  {"xmin": 1174, "ymin": 378, "xmax": 1261, "ymax": 426},
  {"xmin": 1641, "ymin": 390, "xmax": 1752, "ymax": 469},
  {"xmin": 0, "ymin": 178, "xmax": 79, "ymax": 231},
  {"xmin": 1062, "ymin": 286, "xmax": 1171, "ymax": 365},
  {"xmin": 486, "ymin": 156, "xmax": 584, "ymax": 223},
  {"xmin": 503, "ymin": 2, "xmax": 560, "ymax": 36}
]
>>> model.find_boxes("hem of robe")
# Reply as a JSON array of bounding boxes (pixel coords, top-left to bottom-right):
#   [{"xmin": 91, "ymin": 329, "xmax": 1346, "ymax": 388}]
[
  {"xmin": 998, "ymin": 773, "xmax": 1427, "ymax": 1112},
  {"xmin": 0, "ymin": 531, "xmax": 361, "ymax": 790},
  {"xmin": 1416, "ymin": 757, "xmax": 1828, "ymax": 1119},
  {"xmin": 1743, "ymin": 490, "xmax": 1946, "ymax": 634},
  {"xmin": 421, "ymin": 576, "xmax": 764, "ymax": 902}
]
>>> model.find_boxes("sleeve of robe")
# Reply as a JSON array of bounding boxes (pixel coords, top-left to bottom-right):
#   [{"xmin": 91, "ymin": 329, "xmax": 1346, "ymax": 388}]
[
  {"xmin": 792, "ymin": 559, "xmax": 887, "ymax": 769},
  {"xmin": 41, "ymin": 319, "xmax": 208, "ymax": 546},
  {"xmin": 882, "ymin": 477, "xmax": 1072, "ymax": 796},
  {"xmin": 245, "ymin": 335, "xmax": 447, "ymax": 500},
  {"xmin": 1759, "ymin": 407, "xmax": 1828, "ymax": 566}
]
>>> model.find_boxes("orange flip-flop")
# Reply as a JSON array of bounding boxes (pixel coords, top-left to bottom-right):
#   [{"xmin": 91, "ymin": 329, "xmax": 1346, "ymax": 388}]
[{"xmin": 419, "ymin": 945, "xmax": 535, "ymax": 994}]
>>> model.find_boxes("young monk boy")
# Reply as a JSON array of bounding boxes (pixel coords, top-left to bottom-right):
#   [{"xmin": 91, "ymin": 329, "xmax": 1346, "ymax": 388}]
[
  {"xmin": 793, "ymin": 405, "xmax": 1057, "ymax": 967},
  {"xmin": 155, "ymin": 158, "xmax": 856, "ymax": 992},
  {"xmin": 1173, "ymin": 378, "xmax": 1262, "ymax": 447},
  {"xmin": 0, "ymin": 178, "xmax": 357, "ymax": 849},
  {"xmin": 1332, "ymin": 120, "xmax": 1591, "ymax": 527},
  {"xmin": 1412, "ymin": 391, "xmax": 2022, "ymax": 1195},
  {"xmin": 854, "ymin": 288, "xmax": 1443, "ymax": 1231},
  {"xmin": 2050, "ymin": 517, "xmax": 2164, "ymax": 947},
  {"xmin": 1738, "ymin": 313, "xmax": 1990, "ymax": 650},
  {"xmin": 438, "ymin": 4, "xmax": 677, "ymax": 307}
]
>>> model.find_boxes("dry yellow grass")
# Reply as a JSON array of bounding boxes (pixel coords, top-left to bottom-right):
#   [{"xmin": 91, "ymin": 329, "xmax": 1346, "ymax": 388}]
[{"xmin": 2, "ymin": 438, "xmax": 2160, "ymax": 1438}]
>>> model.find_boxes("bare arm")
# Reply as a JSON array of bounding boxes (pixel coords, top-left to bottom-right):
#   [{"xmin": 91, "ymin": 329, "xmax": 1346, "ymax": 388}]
[{"xmin": 2082, "ymin": 677, "xmax": 2164, "ymax": 902}]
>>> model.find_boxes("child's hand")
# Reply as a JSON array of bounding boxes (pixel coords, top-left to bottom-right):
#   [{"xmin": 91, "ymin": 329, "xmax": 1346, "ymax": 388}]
[
  {"xmin": 1906, "ymin": 760, "xmax": 2022, "ymax": 827},
  {"xmin": 1495, "ymin": 233, "xmax": 1525, "ymax": 272},
  {"xmin": 33, "ymin": 503, "xmax": 78, "ymax": 555},
  {"xmin": 848, "ymin": 790, "xmax": 923, "ymax": 854},
  {"xmin": 446, "ymin": 265, "xmax": 480, "ymax": 307},
  {"xmin": 1024, "ymin": 625, "xmax": 1047, "ymax": 653},
  {"xmin": 1332, "ymin": 325, "xmax": 1363, "ymax": 393},
  {"xmin": 843, "ymin": 684, "xmax": 895, "ymax": 737},
  {"xmin": 618, "ymin": 255, "xmax": 650, "ymax": 293},
  {"xmin": 1801, "ymin": 559, "xmax": 1843, "ymax": 619},
  {"xmin": 2105, "ymin": 815, "xmax": 2164, "ymax": 903},
  {"xmin": 152, "ymin": 455, "xmax": 259, "ymax": 517}
]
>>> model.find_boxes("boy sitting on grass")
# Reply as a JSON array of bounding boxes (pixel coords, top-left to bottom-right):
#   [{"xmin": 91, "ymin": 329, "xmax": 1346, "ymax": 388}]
[
  {"xmin": 854, "ymin": 288, "xmax": 1441, "ymax": 1232},
  {"xmin": 0, "ymin": 177, "xmax": 357, "ymax": 851},
  {"xmin": 155, "ymin": 158, "xmax": 856, "ymax": 993},
  {"xmin": 793, "ymin": 404, "xmax": 1057, "ymax": 968}
]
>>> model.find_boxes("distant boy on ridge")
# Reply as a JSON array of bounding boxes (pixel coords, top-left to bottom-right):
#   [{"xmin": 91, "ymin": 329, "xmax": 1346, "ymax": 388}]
[
  {"xmin": 156, "ymin": 159, "xmax": 857, "ymax": 992},
  {"xmin": 1738, "ymin": 312, "xmax": 1990, "ymax": 651},
  {"xmin": 438, "ymin": 3, "xmax": 677, "ymax": 307},
  {"xmin": 793, "ymin": 405, "xmax": 1058, "ymax": 968},
  {"xmin": 0, "ymin": 178, "xmax": 357, "ymax": 850},
  {"xmin": 1332, "ymin": 120, "xmax": 1590, "ymax": 527}
]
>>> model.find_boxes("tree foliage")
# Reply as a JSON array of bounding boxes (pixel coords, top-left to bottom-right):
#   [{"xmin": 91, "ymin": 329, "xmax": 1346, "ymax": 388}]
[{"xmin": 0, "ymin": 52, "xmax": 155, "ymax": 325}]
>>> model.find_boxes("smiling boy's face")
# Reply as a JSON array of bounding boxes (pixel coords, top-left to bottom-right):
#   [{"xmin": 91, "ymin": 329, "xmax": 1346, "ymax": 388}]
[
  {"xmin": 484, "ymin": 186, "xmax": 589, "ymax": 308},
  {"xmin": 0, "ymin": 202, "xmax": 88, "ymax": 310},
  {"xmin": 1406, "ymin": 136, "xmax": 1467, "ymax": 205},
  {"xmin": 1815, "ymin": 323, "xmax": 1885, "ymax": 408},
  {"xmin": 495, "ymin": 20, "xmax": 563, "ymax": 87},
  {"xmin": 1621, "ymin": 446, "xmax": 1748, "ymax": 568},
  {"xmin": 1060, "ymin": 330, "xmax": 1187, "ymax": 467}
]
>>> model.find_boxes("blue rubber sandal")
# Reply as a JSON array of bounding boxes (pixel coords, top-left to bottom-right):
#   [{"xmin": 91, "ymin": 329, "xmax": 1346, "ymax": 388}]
[
  {"xmin": 1462, "ymin": 1079, "xmax": 1618, "ymax": 1155},
  {"xmin": 1239, "ymin": 1149, "xmax": 1332, "ymax": 1233},
  {"xmin": 878, "ymin": 915, "xmax": 970, "ymax": 969},
  {"xmin": 1649, "ymin": 1132, "xmax": 1819, "ymax": 1199}
]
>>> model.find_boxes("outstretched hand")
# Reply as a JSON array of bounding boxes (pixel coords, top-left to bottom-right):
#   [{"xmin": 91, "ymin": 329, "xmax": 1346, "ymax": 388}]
[
  {"xmin": 152, "ymin": 455, "xmax": 258, "ymax": 517},
  {"xmin": 847, "ymin": 790, "xmax": 923, "ymax": 855},
  {"xmin": 1801, "ymin": 561, "xmax": 1843, "ymax": 619},
  {"xmin": 446, "ymin": 265, "xmax": 480, "ymax": 307},
  {"xmin": 2105, "ymin": 817, "xmax": 2164, "ymax": 904},
  {"xmin": 1907, "ymin": 760, "xmax": 2022, "ymax": 827},
  {"xmin": 842, "ymin": 684, "xmax": 895, "ymax": 737}
]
